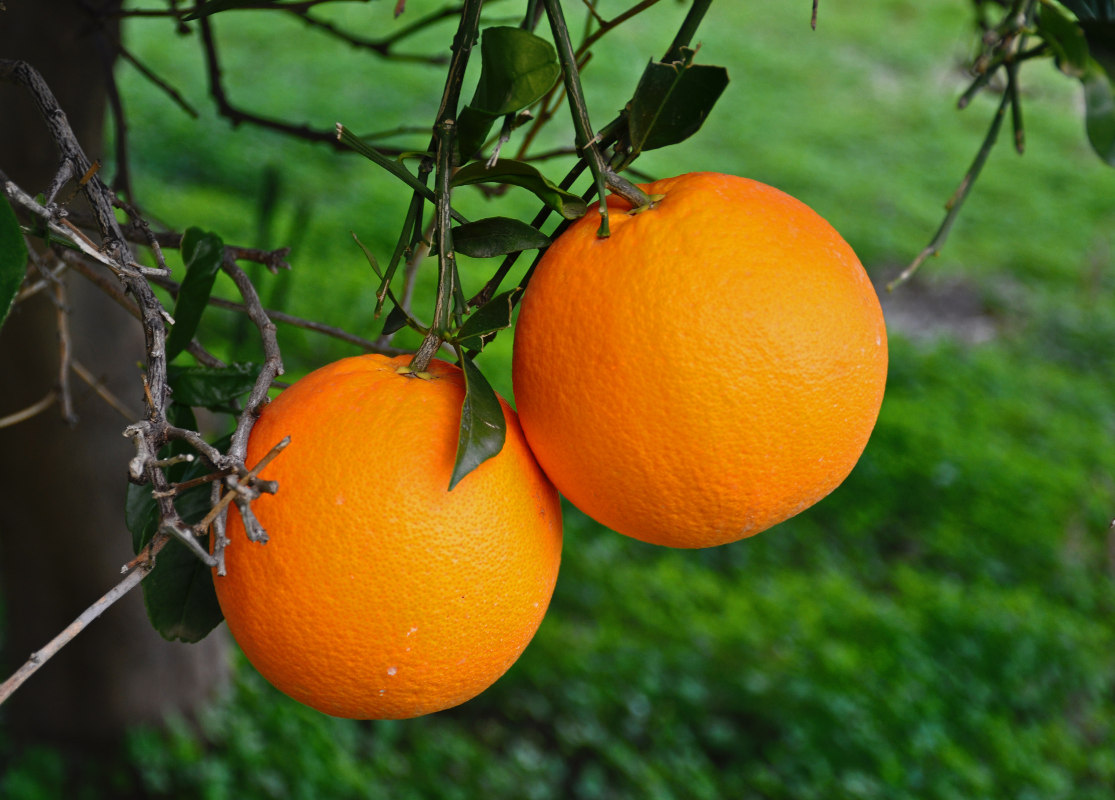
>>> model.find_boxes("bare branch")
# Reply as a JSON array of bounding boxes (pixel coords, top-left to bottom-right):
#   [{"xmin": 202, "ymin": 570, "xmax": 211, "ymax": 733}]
[
  {"xmin": 70, "ymin": 358, "xmax": 141, "ymax": 420},
  {"xmin": 0, "ymin": 391, "xmax": 58, "ymax": 429},
  {"xmin": 51, "ymin": 279, "xmax": 79, "ymax": 426},
  {"xmin": 0, "ymin": 531, "xmax": 169, "ymax": 707}
]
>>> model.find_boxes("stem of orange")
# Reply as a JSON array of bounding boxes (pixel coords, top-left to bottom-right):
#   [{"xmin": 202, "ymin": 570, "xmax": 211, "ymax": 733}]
[
  {"xmin": 541, "ymin": 0, "xmax": 654, "ymax": 236},
  {"xmin": 410, "ymin": 0, "xmax": 485, "ymax": 372}
]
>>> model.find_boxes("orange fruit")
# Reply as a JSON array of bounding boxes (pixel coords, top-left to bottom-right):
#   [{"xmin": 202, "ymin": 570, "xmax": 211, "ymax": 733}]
[
  {"xmin": 511, "ymin": 171, "xmax": 887, "ymax": 548},
  {"xmin": 215, "ymin": 353, "xmax": 562, "ymax": 719}
]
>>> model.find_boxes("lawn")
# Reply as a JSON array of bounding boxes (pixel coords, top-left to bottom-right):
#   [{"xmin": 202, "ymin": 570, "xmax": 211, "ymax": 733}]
[{"xmin": 3, "ymin": 1, "xmax": 1115, "ymax": 797}]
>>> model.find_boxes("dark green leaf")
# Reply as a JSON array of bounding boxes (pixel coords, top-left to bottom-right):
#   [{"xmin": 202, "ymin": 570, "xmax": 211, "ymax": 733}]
[
  {"xmin": 1082, "ymin": 59, "xmax": 1115, "ymax": 163},
  {"xmin": 0, "ymin": 195, "xmax": 28, "ymax": 334},
  {"xmin": 126, "ymin": 480, "xmax": 161, "ymax": 554},
  {"xmin": 125, "ymin": 402, "xmax": 204, "ymax": 553},
  {"xmin": 142, "ymin": 533, "xmax": 223, "ymax": 643},
  {"xmin": 167, "ymin": 362, "xmax": 260, "ymax": 410},
  {"xmin": 471, "ymin": 27, "xmax": 560, "ymax": 115},
  {"xmin": 450, "ymin": 217, "xmax": 550, "ymax": 258},
  {"xmin": 166, "ymin": 401, "xmax": 200, "ymax": 451},
  {"xmin": 380, "ymin": 303, "xmax": 411, "ymax": 336},
  {"xmin": 1039, "ymin": 1, "xmax": 1091, "ymax": 76},
  {"xmin": 451, "ymin": 159, "xmax": 587, "ymax": 220},
  {"xmin": 1057, "ymin": 0, "xmax": 1115, "ymax": 22},
  {"xmin": 454, "ymin": 288, "xmax": 522, "ymax": 351},
  {"xmin": 449, "ymin": 355, "xmax": 506, "ymax": 491},
  {"xmin": 627, "ymin": 48, "xmax": 729, "ymax": 154},
  {"xmin": 1081, "ymin": 19, "xmax": 1115, "ymax": 75},
  {"xmin": 126, "ymin": 429, "xmax": 218, "ymax": 553},
  {"xmin": 165, "ymin": 227, "xmax": 224, "ymax": 361},
  {"xmin": 458, "ymin": 26, "xmax": 560, "ymax": 157},
  {"xmin": 126, "ymin": 440, "xmax": 226, "ymax": 642}
]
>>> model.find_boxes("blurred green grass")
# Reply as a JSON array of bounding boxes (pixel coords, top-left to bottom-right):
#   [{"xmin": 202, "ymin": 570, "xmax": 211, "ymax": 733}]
[{"xmin": 4, "ymin": 0, "xmax": 1115, "ymax": 797}]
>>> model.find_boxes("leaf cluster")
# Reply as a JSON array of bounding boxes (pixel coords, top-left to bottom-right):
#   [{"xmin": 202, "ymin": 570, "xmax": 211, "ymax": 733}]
[
  {"xmin": 333, "ymin": 1, "xmax": 728, "ymax": 489},
  {"xmin": 94, "ymin": 1, "xmax": 729, "ymax": 641}
]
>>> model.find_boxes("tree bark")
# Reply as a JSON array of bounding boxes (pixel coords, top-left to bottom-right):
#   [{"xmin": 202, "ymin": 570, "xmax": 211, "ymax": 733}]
[{"xmin": 0, "ymin": 0, "xmax": 228, "ymax": 748}]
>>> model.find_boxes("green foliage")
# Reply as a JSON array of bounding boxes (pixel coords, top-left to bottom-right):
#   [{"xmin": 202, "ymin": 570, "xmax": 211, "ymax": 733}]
[
  {"xmin": 13, "ymin": 320, "xmax": 1108, "ymax": 799},
  {"xmin": 450, "ymin": 159, "xmax": 588, "ymax": 220},
  {"xmin": 0, "ymin": 196, "xmax": 28, "ymax": 333},
  {"xmin": 625, "ymin": 47, "xmax": 730, "ymax": 159},
  {"xmin": 449, "ymin": 352, "xmax": 506, "ymax": 491},
  {"xmin": 454, "ymin": 287, "xmax": 521, "ymax": 351},
  {"xmin": 166, "ymin": 362, "xmax": 262, "ymax": 412},
  {"xmin": 447, "ymin": 217, "xmax": 550, "ymax": 259},
  {"xmin": 1081, "ymin": 60, "xmax": 1115, "ymax": 162},
  {"xmin": 5, "ymin": 2, "xmax": 1115, "ymax": 798},
  {"xmin": 457, "ymin": 26, "xmax": 561, "ymax": 158},
  {"xmin": 165, "ymin": 227, "xmax": 226, "ymax": 361},
  {"xmin": 125, "ymin": 447, "xmax": 225, "ymax": 643}
]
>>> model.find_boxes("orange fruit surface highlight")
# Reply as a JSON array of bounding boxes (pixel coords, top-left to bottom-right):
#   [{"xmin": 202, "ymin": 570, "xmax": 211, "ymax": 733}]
[
  {"xmin": 216, "ymin": 353, "xmax": 562, "ymax": 719},
  {"xmin": 511, "ymin": 172, "xmax": 888, "ymax": 548}
]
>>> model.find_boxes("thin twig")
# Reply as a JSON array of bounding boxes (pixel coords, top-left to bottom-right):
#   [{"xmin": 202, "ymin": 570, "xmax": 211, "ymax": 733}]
[
  {"xmin": 575, "ymin": 0, "xmax": 661, "ymax": 57},
  {"xmin": 0, "ymin": 391, "xmax": 58, "ymax": 429},
  {"xmin": 0, "ymin": 531, "xmax": 170, "ymax": 706},
  {"xmin": 890, "ymin": 91, "xmax": 1011, "ymax": 290},
  {"xmin": 293, "ymin": 3, "xmax": 456, "ymax": 64},
  {"xmin": 197, "ymin": 15, "xmax": 353, "ymax": 149},
  {"xmin": 213, "ymin": 436, "xmax": 290, "ymax": 575},
  {"xmin": 52, "ymin": 280, "xmax": 78, "ymax": 426},
  {"xmin": 409, "ymin": 0, "xmax": 485, "ymax": 372},
  {"xmin": 70, "ymin": 359, "xmax": 142, "ymax": 421}
]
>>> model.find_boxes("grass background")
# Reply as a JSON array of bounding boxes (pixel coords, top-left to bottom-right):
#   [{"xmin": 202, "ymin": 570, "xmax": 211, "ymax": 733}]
[{"xmin": 4, "ymin": 0, "xmax": 1115, "ymax": 797}]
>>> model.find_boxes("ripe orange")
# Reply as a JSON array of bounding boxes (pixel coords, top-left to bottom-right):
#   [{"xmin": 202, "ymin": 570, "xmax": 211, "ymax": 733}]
[
  {"xmin": 215, "ymin": 353, "xmax": 562, "ymax": 719},
  {"xmin": 511, "ymin": 171, "xmax": 887, "ymax": 548}
]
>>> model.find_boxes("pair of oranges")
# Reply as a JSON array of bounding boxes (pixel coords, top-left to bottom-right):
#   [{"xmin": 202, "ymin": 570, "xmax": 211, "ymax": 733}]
[{"xmin": 214, "ymin": 172, "xmax": 889, "ymax": 720}]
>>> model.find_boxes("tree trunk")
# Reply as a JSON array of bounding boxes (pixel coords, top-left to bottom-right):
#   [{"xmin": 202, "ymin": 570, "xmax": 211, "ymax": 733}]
[{"xmin": 0, "ymin": 0, "xmax": 228, "ymax": 751}]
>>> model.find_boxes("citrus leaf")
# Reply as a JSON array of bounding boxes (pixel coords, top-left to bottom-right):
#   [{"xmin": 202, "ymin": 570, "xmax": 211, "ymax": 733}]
[
  {"xmin": 628, "ymin": 48, "xmax": 729, "ymax": 154},
  {"xmin": 1056, "ymin": 0, "xmax": 1115, "ymax": 21},
  {"xmin": 127, "ymin": 465, "xmax": 217, "ymax": 641},
  {"xmin": 449, "ymin": 355, "xmax": 506, "ymax": 490},
  {"xmin": 127, "ymin": 430, "xmax": 228, "ymax": 642},
  {"xmin": 458, "ymin": 26, "xmax": 560, "ymax": 156},
  {"xmin": 0, "ymin": 195, "xmax": 28, "ymax": 334},
  {"xmin": 126, "ymin": 480, "xmax": 161, "ymax": 555},
  {"xmin": 380, "ymin": 302, "xmax": 411, "ymax": 336},
  {"xmin": 141, "ymin": 535, "xmax": 223, "ymax": 643},
  {"xmin": 166, "ymin": 227, "xmax": 224, "ymax": 361},
  {"xmin": 126, "ymin": 406, "xmax": 210, "ymax": 554},
  {"xmin": 1081, "ymin": 19, "xmax": 1115, "ymax": 75},
  {"xmin": 1082, "ymin": 58, "xmax": 1115, "ymax": 163},
  {"xmin": 451, "ymin": 159, "xmax": 587, "ymax": 220},
  {"xmin": 449, "ymin": 217, "xmax": 550, "ymax": 258},
  {"xmin": 167, "ymin": 362, "xmax": 261, "ymax": 410},
  {"xmin": 471, "ymin": 27, "xmax": 560, "ymax": 116},
  {"xmin": 1039, "ymin": 0, "xmax": 1091, "ymax": 76},
  {"xmin": 455, "ymin": 287, "xmax": 522, "ymax": 351}
]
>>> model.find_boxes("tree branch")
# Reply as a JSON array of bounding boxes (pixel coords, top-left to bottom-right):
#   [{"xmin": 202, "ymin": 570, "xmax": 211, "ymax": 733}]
[{"xmin": 0, "ymin": 530, "xmax": 170, "ymax": 707}]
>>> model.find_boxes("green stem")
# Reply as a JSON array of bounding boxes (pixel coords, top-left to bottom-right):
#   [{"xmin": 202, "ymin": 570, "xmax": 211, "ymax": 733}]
[
  {"xmin": 541, "ymin": 0, "xmax": 651, "ymax": 236},
  {"xmin": 889, "ymin": 90, "xmax": 1011, "ymax": 291},
  {"xmin": 410, "ymin": 0, "xmax": 485, "ymax": 372},
  {"xmin": 468, "ymin": 158, "xmax": 589, "ymax": 308},
  {"xmin": 336, "ymin": 125, "xmax": 468, "ymax": 224},
  {"xmin": 662, "ymin": 0, "xmax": 714, "ymax": 62}
]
